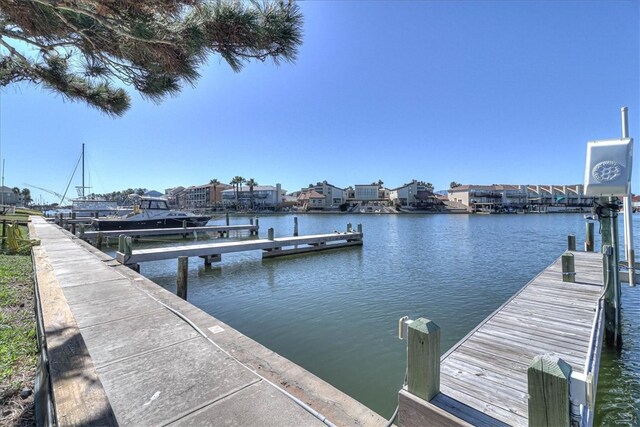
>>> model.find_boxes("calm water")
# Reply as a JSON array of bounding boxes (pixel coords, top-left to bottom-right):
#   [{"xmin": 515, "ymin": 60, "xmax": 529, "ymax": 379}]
[{"xmin": 109, "ymin": 213, "xmax": 640, "ymax": 424}]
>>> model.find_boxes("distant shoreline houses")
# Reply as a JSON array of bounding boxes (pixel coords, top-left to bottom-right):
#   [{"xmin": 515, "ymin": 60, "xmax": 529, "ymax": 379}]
[{"xmin": 161, "ymin": 179, "xmax": 640, "ymax": 213}]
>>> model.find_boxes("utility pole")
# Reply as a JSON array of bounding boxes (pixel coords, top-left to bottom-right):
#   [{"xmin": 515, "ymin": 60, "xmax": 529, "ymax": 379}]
[{"xmin": 620, "ymin": 107, "xmax": 635, "ymax": 287}]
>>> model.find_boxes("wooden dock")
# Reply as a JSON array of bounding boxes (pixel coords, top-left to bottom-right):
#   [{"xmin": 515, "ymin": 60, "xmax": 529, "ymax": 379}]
[
  {"xmin": 28, "ymin": 216, "xmax": 383, "ymax": 426},
  {"xmin": 116, "ymin": 231, "xmax": 363, "ymax": 267},
  {"xmin": 398, "ymin": 250, "xmax": 605, "ymax": 427},
  {"xmin": 80, "ymin": 224, "xmax": 258, "ymax": 242}
]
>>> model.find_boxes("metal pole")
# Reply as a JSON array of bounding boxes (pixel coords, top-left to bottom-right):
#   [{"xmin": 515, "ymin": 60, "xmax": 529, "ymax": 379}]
[{"xmin": 621, "ymin": 107, "xmax": 635, "ymax": 286}]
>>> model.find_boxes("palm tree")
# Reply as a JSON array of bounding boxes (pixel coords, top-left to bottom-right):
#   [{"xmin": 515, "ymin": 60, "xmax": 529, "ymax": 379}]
[
  {"xmin": 230, "ymin": 176, "xmax": 245, "ymax": 209},
  {"xmin": 246, "ymin": 178, "xmax": 258, "ymax": 210},
  {"xmin": 209, "ymin": 178, "xmax": 221, "ymax": 210}
]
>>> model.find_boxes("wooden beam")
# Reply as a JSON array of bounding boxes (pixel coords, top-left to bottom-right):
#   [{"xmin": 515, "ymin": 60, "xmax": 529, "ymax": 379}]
[
  {"xmin": 527, "ymin": 354, "xmax": 571, "ymax": 427},
  {"xmin": 407, "ymin": 318, "xmax": 440, "ymax": 402}
]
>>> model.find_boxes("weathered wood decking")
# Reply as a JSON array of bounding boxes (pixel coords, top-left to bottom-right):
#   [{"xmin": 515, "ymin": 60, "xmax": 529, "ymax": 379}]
[
  {"xmin": 399, "ymin": 251, "xmax": 605, "ymax": 427},
  {"xmin": 29, "ymin": 217, "xmax": 383, "ymax": 426},
  {"xmin": 80, "ymin": 224, "xmax": 258, "ymax": 241},
  {"xmin": 116, "ymin": 232, "xmax": 363, "ymax": 265}
]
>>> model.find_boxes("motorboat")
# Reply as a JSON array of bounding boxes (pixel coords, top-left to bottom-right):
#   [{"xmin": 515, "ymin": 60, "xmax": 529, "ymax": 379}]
[{"xmin": 92, "ymin": 196, "xmax": 211, "ymax": 231}]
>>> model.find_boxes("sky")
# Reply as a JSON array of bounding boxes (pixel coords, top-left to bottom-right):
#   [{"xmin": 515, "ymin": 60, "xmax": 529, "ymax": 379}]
[{"xmin": 1, "ymin": 1, "xmax": 638, "ymax": 204}]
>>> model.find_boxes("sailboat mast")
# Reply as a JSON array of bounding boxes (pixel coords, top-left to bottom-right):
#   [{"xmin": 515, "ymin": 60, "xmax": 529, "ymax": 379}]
[{"xmin": 82, "ymin": 143, "xmax": 85, "ymax": 198}]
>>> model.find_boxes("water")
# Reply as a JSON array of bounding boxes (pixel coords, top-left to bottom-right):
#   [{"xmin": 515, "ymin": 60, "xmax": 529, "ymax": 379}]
[{"xmin": 109, "ymin": 213, "xmax": 640, "ymax": 423}]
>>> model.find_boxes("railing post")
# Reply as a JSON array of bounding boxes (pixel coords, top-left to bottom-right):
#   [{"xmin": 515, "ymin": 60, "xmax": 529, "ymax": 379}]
[
  {"xmin": 118, "ymin": 234, "xmax": 125, "ymax": 253},
  {"xmin": 527, "ymin": 354, "xmax": 571, "ymax": 427},
  {"xmin": 585, "ymin": 222, "xmax": 594, "ymax": 252},
  {"xmin": 561, "ymin": 252, "xmax": 575, "ymax": 283},
  {"xmin": 177, "ymin": 256, "xmax": 188, "ymax": 300},
  {"xmin": 567, "ymin": 234, "xmax": 576, "ymax": 251},
  {"xmin": 407, "ymin": 318, "xmax": 440, "ymax": 401}
]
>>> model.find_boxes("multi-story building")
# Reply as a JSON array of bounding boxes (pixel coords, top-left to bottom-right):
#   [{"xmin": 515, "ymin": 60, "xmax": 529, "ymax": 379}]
[
  {"xmin": 166, "ymin": 183, "xmax": 229, "ymax": 209},
  {"xmin": 448, "ymin": 184, "xmax": 596, "ymax": 213},
  {"xmin": 221, "ymin": 184, "xmax": 284, "ymax": 210},
  {"xmin": 389, "ymin": 180, "xmax": 437, "ymax": 208},
  {"xmin": 297, "ymin": 181, "xmax": 347, "ymax": 210}
]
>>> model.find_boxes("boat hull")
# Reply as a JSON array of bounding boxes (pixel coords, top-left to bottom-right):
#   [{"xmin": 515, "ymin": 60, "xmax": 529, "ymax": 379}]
[{"xmin": 92, "ymin": 216, "xmax": 211, "ymax": 231}]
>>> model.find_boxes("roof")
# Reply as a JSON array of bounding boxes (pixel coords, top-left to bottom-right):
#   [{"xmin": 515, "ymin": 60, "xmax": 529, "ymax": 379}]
[{"xmin": 298, "ymin": 190, "xmax": 325, "ymax": 201}]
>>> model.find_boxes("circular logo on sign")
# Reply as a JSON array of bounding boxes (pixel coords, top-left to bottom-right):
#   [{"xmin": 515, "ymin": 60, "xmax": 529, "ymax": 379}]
[{"xmin": 592, "ymin": 160, "xmax": 623, "ymax": 182}]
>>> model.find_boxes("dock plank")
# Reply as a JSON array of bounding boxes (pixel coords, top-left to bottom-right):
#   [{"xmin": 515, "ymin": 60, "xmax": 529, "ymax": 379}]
[{"xmin": 416, "ymin": 251, "xmax": 605, "ymax": 426}]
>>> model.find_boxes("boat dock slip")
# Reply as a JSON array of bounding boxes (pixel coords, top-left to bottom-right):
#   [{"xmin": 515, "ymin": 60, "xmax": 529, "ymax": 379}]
[
  {"xmin": 115, "ymin": 231, "xmax": 363, "ymax": 266},
  {"xmin": 28, "ymin": 217, "xmax": 383, "ymax": 426},
  {"xmin": 80, "ymin": 224, "xmax": 258, "ymax": 241},
  {"xmin": 398, "ymin": 250, "xmax": 605, "ymax": 427}
]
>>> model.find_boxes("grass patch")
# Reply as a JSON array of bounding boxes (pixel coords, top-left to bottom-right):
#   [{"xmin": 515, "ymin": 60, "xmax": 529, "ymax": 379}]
[{"xmin": 0, "ymin": 253, "xmax": 36, "ymax": 425}]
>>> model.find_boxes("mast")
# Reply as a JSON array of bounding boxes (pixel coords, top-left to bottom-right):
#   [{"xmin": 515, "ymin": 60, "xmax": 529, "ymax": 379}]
[{"xmin": 82, "ymin": 143, "xmax": 85, "ymax": 198}]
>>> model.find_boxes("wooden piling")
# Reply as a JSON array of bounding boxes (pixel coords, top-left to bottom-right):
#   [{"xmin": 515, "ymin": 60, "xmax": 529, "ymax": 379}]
[
  {"xmin": 294, "ymin": 217, "xmax": 298, "ymax": 237},
  {"xmin": 71, "ymin": 222, "xmax": 77, "ymax": 236},
  {"xmin": 94, "ymin": 212, "xmax": 99, "ymax": 219},
  {"xmin": 226, "ymin": 212, "xmax": 230, "ymax": 226},
  {"xmin": 79, "ymin": 224, "xmax": 85, "ymax": 238},
  {"xmin": 527, "ymin": 354, "xmax": 571, "ymax": 427},
  {"xmin": 407, "ymin": 318, "xmax": 440, "ymax": 402},
  {"xmin": 254, "ymin": 218, "xmax": 259, "ymax": 235},
  {"xmin": 602, "ymin": 245, "xmax": 621, "ymax": 347},
  {"xmin": 124, "ymin": 237, "xmax": 133, "ymax": 256},
  {"xmin": 71, "ymin": 212, "xmax": 77, "ymax": 220},
  {"xmin": 357, "ymin": 224, "xmax": 362, "ymax": 234},
  {"xmin": 177, "ymin": 256, "xmax": 188, "ymax": 300},
  {"xmin": 347, "ymin": 223, "xmax": 352, "ymax": 233},
  {"xmin": 585, "ymin": 222, "xmax": 594, "ymax": 252},
  {"xmin": 118, "ymin": 235, "xmax": 125, "ymax": 253},
  {"xmin": 561, "ymin": 252, "xmax": 575, "ymax": 282},
  {"xmin": 268, "ymin": 228, "xmax": 274, "ymax": 240},
  {"xmin": 567, "ymin": 234, "xmax": 576, "ymax": 251},
  {"xmin": 96, "ymin": 232, "xmax": 103, "ymax": 249}
]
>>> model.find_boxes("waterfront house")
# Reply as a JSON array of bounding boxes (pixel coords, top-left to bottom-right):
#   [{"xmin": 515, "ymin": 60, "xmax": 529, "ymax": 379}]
[
  {"xmin": 221, "ymin": 184, "xmax": 284, "ymax": 210},
  {"xmin": 389, "ymin": 180, "xmax": 437, "ymax": 208},
  {"xmin": 297, "ymin": 190, "xmax": 326, "ymax": 211},
  {"xmin": 300, "ymin": 181, "xmax": 347, "ymax": 209},
  {"xmin": 448, "ymin": 184, "xmax": 596, "ymax": 212}
]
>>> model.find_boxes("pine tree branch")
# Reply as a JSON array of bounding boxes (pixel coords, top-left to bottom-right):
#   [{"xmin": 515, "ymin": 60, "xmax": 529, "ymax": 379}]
[
  {"xmin": 0, "ymin": 36, "xmax": 28, "ymax": 62},
  {"xmin": 28, "ymin": 0, "xmax": 179, "ymax": 48}
]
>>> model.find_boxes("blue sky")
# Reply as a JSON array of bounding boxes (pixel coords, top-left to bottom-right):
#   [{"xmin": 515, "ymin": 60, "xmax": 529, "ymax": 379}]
[{"xmin": 1, "ymin": 0, "xmax": 638, "ymax": 204}]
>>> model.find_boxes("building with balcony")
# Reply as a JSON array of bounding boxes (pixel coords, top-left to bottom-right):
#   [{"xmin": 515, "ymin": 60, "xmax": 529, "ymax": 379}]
[{"xmin": 221, "ymin": 184, "xmax": 284, "ymax": 210}]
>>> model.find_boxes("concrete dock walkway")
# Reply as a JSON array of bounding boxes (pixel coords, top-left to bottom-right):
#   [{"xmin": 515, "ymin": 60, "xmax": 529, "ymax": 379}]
[{"xmin": 29, "ymin": 217, "xmax": 384, "ymax": 426}]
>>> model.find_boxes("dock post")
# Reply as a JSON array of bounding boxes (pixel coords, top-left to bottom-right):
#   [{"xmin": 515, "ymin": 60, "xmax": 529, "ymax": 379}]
[
  {"xmin": 357, "ymin": 224, "xmax": 363, "ymax": 234},
  {"xmin": 71, "ymin": 222, "xmax": 77, "ymax": 236},
  {"xmin": 603, "ymin": 245, "xmax": 622, "ymax": 348},
  {"xmin": 1, "ymin": 220, "xmax": 6, "ymax": 252},
  {"xmin": 255, "ymin": 218, "xmax": 259, "ymax": 235},
  {"xmin": 294, "ymin": 217, "xmax": 298, "ymax": 237},
  {"xmin": 268, "ymin": 228, "xmax": 274, "ymax": 240},
  {"xmin": 124, "ymin": 236, "xmax": 133, "ymax": 256},
  {"xmin": 226, "ymin": 212, "xmax": 230, "ymax": 226},
  {"xmin": 177, "ymin": 256, "xmax": 188, "ymax": 300},
  {"xmin": 96, "ymin": 232, "xmax": 103, "ymax": 249},
  {"xmin": 561, "ymin": 252, "xmax": 575, "ymax": 282},
  {"xmin": 347, "ymin": 223, "xmax": 352, "ymax": 233},
  {"xmin": 407, "ymin": 318, "xmax": 440, "ymax": 401},
  {"xmin": 118, "ymin": 234, "xmax": 125, "ymax": 253},
  {"xmin": 567, "ymin": 234, "xmax": 576, "ymax": 251},
  {"xmin": 250, "ymin": 218, "xmax": 254, "ymax": 226},
  {"xmin": 71, "ymin": 212, "xmax": 76, "ymax": 220},
  {"xmin": 527, "ymin": 354, "xmax": 571, "ymax": 427},
  {"xmin": 79, "ymin": 223, "xmax": 85, "ymax": 238},
  {"xmin": 182, "ymin": 220, "xmax": 187, "ymax": 229},
  {"xmin": 94, "ymin": 212, "xmax": 99, "ymax": 219},
  {"xmin": 585, "ymin": 222, "xmax": 594, "ymax": 252}
]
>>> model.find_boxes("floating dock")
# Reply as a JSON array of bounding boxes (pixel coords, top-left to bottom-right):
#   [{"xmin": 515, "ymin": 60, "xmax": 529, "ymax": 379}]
[
  {"xmin": 115, "ymin": 231, "xmax": 363, "ymax": 268},
  {"xmin": 28, "ymin": 216, "xmax": 383, "ymax": 426},
  {"xmin": 398, "ymin": 250, "xmax": 605, "ymax": 426},
  {"xmin": 80, "ymin": 224, "xmax": 258, "ymax": 242}
]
